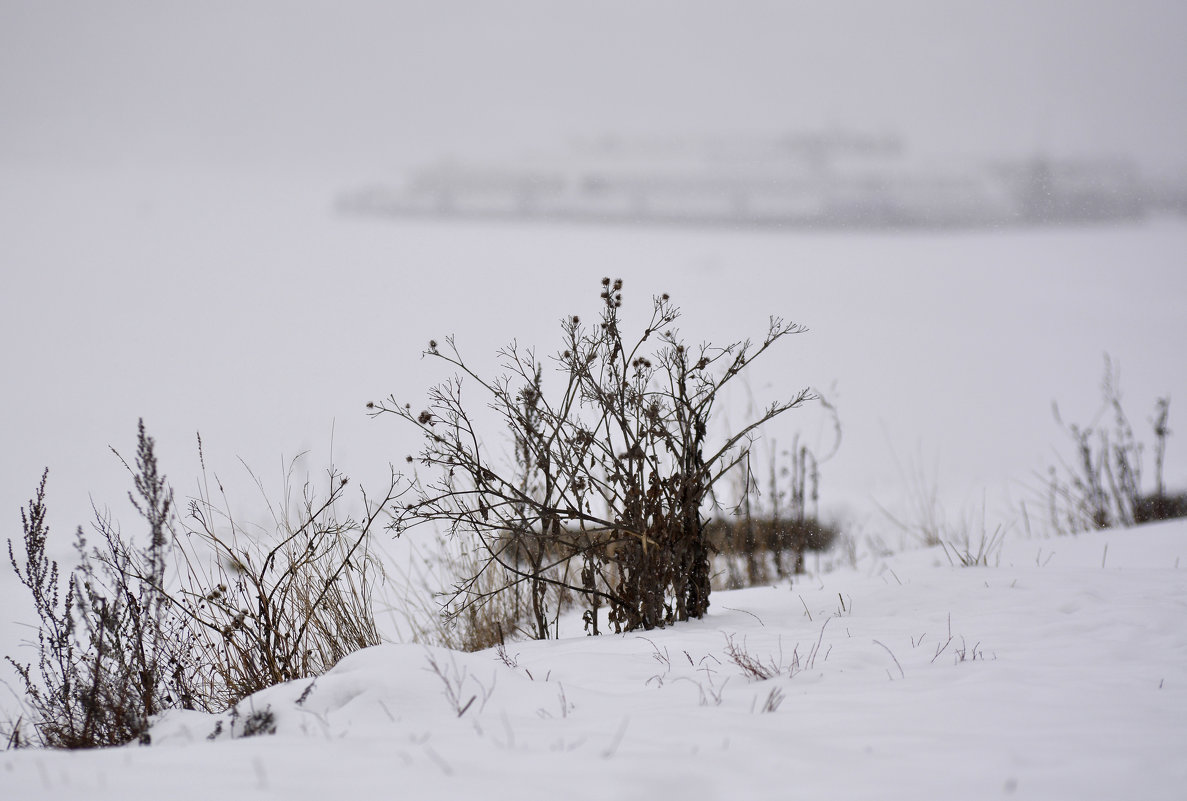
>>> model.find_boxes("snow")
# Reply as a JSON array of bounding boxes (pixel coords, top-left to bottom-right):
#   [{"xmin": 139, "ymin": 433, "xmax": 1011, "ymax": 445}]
[
  {"xmin": 3, "ymin": 520, "xmax": 1184, "ymax": 800},
  {"xmin": 4, "ymin": 4, "xmax": 1187, "ymax": 794}
]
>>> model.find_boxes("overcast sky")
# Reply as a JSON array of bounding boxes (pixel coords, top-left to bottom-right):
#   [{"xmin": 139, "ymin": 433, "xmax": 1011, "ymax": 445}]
[{"xmin": 3, "ymin": 1, "xmax": 1186, "ymax": 175}]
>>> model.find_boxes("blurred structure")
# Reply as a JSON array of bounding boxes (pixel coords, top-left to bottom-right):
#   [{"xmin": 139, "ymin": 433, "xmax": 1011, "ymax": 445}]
[{"xmin": 339, "ymin": 132, "xmax": 1176, "ymax": 229}]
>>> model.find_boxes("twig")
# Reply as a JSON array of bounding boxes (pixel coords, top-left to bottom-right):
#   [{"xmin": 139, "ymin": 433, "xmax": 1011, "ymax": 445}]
[
  {"xmin": 601, "ymin": 718, "xmax": 630, "ymax": 759},
  {"xmin": 873, "ymin": 639, "xmax": 905, "ymax": 679}
]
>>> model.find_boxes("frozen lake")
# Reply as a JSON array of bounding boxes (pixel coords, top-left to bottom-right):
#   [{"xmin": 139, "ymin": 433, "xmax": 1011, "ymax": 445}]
[{"xmin": 3, "ymin": 167, "xmax": 1184, "ymax": 535}]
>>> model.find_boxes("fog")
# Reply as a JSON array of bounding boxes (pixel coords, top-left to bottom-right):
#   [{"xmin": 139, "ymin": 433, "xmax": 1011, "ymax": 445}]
[
  {"xmin": 2, "ymin": 2, "xmax": 1186, "ymax": 560},
  {"xmin": 3, "ymin": 1, "xmax": 1186, "ymax": 174}
]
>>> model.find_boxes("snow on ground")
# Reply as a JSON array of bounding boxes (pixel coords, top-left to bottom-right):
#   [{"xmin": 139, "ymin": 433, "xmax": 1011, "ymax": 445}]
[{"xmin": 3, "ymin": 520, "xmax": 1184, "ymax": 800}]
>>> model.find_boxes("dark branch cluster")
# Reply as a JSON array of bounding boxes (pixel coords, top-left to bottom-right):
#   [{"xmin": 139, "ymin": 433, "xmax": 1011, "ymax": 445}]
[{"xmin": 371, "ymin": 279, "xmax": 811, "ymax": 637}]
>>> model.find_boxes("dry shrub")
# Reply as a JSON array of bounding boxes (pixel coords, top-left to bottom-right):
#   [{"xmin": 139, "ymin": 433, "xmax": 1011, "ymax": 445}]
[
  {"xmin": 372, "ymin": 278, "xmax": 814, "ymax": 636},
  {"xmin": 1041, "ymin": 356, "xmax": 1184, "ymax": 533},
  {"xmin": 6, "ymin": 422, "xmax": 400, "ymax": 747},
  {"xmin": 6, "ymin": 425, "xmax": 204, "ymax": 748}
]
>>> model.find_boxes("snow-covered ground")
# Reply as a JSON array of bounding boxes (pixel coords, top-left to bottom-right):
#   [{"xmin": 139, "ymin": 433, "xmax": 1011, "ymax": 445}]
[
  {"xmin": 5, "ymin": 5, "xmax": 1187, "ymax": 795},
  {"xmin": 3, "ymin": 520, "xmax": 1184, "ymax": 800}
]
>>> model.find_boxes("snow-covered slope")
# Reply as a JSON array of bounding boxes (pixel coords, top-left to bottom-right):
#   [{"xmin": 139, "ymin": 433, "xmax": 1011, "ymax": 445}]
[{"xmin": 4, "ymin": 521, "xmax": 1184, "ymax": 800}]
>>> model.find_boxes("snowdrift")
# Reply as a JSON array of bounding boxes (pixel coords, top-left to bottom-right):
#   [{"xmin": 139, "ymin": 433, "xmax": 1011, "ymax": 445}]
[{"xmin": 4, "ymin": 521, "xmax": 1185, "ymax": 800}]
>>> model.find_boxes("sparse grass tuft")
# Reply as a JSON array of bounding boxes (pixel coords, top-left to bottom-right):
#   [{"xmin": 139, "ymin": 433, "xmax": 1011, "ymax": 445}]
[
  {"xmin": 424, "ymin": 650, "xmax": 494, "ymax": 718},
  {"xmin": 938, "ymin": 501, "xmax": 1007, "ymax": 568},
  {"xmin": 1041, "ymin": 356, "xmax": 1184, "ymax": 534},
  {"xmin": 758, "ymin": 685, "xmax": 785, "ymax": 713},
  {"xmin": 723, "ymin": 633, "xmax": 792, "ymax": 681}
]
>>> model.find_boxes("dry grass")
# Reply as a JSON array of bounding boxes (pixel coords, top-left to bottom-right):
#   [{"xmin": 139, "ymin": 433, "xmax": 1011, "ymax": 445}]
[
  {"xmin": 1040, "ymin": 356, "xmax": 1185, "ymax": 534},
  {"xmin": 5, "ymin": 424, "xmax": 403, "ymax": 748},
  {"xmin": 169, "ymin": 444, "xmax": 401, "ymax": 707}
]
